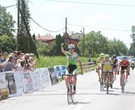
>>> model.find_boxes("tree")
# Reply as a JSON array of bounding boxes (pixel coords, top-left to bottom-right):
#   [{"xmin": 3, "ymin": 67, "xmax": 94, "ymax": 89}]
[
  {"xmin": 0, "ymin": 5, "xmax": 15, "ymax": 36},
  {"xmin": 17, "ymin": 0, "xmax": 30, "ymax": 52},
  {"xmin": 78, "ymin": 31, "xmax": 110, "ymax": 57},
  {"xmin": 129, "ymin": 25, "xmax": 135, "ymax": 56},
  {"xmin": 109, "ymin": 38, "xmax": 128, "ymax": 56},
  {"xmin": 18, "ymin": 0, "xmax": 39, "ymax": 58},
  {"xmin": 55, "ymin": 34, "xmax": 62, "ymax": 56},
  {"xmin": 0, "ymin": 35, "xmax": 16, "ymax": 52}
]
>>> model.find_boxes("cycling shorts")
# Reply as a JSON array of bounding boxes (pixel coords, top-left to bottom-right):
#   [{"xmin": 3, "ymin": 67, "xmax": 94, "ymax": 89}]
[
  {"xmin": 66, "ymin": 64, "xmax": 77, "ymax": 75},
  {"xmin": 121, "ymin": 66, "xmax": 128, "ymax": 71}
]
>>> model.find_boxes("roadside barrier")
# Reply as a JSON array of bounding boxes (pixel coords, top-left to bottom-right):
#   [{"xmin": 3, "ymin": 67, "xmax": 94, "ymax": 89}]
[
  {"xmin": 79, "ymin": 62, "xmax": 95, "ymax": 73},
  {"xmin": 0, "ymin": 62, "xmax": 95, "ymax": 100}
]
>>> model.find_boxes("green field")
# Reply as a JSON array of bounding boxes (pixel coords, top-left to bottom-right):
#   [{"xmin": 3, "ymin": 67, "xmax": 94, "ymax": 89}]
[{"xmin": 36, "ymin": 56, "xmax": 97, "ymax": 68}]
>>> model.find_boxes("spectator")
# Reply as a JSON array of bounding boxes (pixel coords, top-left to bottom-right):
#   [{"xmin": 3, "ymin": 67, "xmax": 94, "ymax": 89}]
[
  {"xmin": 1, "ymin": 52, "xmax": 8, "ymax": 62},
  {"xmin": 4, "ymin": 55, "xmax": 15, "ymax": 71}
]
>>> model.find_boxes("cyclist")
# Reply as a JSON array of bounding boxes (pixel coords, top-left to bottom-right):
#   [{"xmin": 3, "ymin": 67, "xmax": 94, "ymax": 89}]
[
  {"xmin": 118, "ymin": 56, "xmax": 130, "ymax": 85},
  {"xmin": 102, "ymin": 54, "xmax": 113, "ymax": 88},
  {"xmin": 111, "ymin": 55, "xmax": 118, "ymax": 81},
  {"xmin": 61, "ymin": 43, "xmax": 83, "ymax": 94},
  {"xmin": 96, "ymin": 53, "xmax": 105, "ymax": 81}
]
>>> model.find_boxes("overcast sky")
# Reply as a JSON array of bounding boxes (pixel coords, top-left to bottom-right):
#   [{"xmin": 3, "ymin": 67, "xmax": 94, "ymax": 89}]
[{"xmin": 1, "ymin": 0, "xmax": 135, "ymax": 48}]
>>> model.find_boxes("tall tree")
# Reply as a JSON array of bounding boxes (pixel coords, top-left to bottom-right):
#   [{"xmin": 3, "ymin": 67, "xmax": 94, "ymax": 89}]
[
  {"xmin": 18, "ymin": 0, "xmax": 39, "ymax": 58},
  {"xmin": 55, "ymin": 34, "xmax": 62, "ymax": 56},
  {"xmin": 129, "ymin": 25, "xmax": 135, "ymax": 56},
  {"xmin": 78, "ymin": 31, "xmax": 110, "ymax": 57},
  {"xmin": 18, "ymin": 0, "xmax": 30, "ymax": 52},
  {"xmin": 0, "ymin": 5, "xmax": 15, "ymax": 36},
  {"xmin": 109, "ymin": 38, "xmax": 128, "ymax": 56}
]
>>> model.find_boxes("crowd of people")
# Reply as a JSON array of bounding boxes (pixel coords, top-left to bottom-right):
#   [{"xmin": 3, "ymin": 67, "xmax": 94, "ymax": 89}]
[{"xmin": 0, "ymin": 51, "xmax": 38, "ymax": 72}]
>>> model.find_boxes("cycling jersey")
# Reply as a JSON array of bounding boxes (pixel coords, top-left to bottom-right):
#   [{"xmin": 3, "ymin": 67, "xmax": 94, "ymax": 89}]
[
  {"xmin": 119, "ymin": 60, "xmax": 130, "ymax": 66},
  {"xmin": 66, "ymin": 51, "xmax": 79, "ymax": 65},
  {"xmin": 102, "ymin": 60, "xmax": 113, "ymax": 72}
]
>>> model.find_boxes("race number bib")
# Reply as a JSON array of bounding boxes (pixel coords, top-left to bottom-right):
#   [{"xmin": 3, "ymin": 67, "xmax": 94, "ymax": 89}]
[{"xmin": 103, "ymin": 65, "xmax": 112, "ymax": 71}]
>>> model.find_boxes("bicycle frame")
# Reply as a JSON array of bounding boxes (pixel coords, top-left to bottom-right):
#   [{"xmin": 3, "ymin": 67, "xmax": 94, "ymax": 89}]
[
  {"xmin": 65, "ymin": 74, "xmax": 76, "ymax": 104},
  {"xmin": 105, "ymin": 70, "xmax": 111, "ymax": 94}
]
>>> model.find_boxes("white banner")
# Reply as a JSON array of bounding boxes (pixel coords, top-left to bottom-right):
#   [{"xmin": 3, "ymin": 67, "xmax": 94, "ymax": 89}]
[
  {"xmin": 40, "ymin": 68, "xmax": 52, "ymax": 88},
  {"xmin": 34, "ymin": 69, "xmax": 42, "ymax": 90},
  {"xmin": 5, "ymin": 72, "xmax": 17, "ymax": 95},
  {"xmin": 14, "ymin": 71, "xmax": 24, "ymax": 95},
  {"xmin": 23, "ymin": 70, "xmax": 33, "ymax": 93},
  {"xmin": 0, "ymin": 72, "xmax": 6, "ymax": 89}
]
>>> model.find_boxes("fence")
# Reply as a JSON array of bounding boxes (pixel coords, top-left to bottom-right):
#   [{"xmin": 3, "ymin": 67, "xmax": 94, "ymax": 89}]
[
  {"xmin": 0, "ymin": 62, "xmax": 95, "ymax": 100},
  {"xmin": 78, "ymin": 62, "xmax": 95, "ymax": 73}
]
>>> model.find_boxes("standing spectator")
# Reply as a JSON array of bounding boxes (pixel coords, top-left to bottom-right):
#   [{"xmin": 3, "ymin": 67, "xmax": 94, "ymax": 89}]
[
  {"xmin": 1, "ymin": 52, "xmax": 9, "ymax": 62},
  {"xmin": 0, "ymin": 53, "xmax": 4, "ymax": 72},
  {"xmin": 4, "ymin": 55, "xmax": 15, "ymax": 71}
]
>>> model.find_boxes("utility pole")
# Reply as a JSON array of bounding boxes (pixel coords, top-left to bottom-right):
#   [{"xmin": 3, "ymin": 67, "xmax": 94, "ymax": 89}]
[
  {"xmin": 17, "ymin": 0, "xmax": 20, "ymax": 50},
  {"xmin": 64, "ymin": 17, "xmax": 68, "ymax": 45},
  {"xmin": 82, "ymin": 27, "xmax": 85, "ymax": 56},
  {"xmin": 65, "ymin": 17, "xmax": 67, "ymax": 35}
]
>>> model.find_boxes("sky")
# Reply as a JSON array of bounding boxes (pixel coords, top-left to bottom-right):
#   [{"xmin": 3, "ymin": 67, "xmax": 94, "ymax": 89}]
[{"xmin": 1, "ymin": 0, "xmax": 135, "ymax": 48}]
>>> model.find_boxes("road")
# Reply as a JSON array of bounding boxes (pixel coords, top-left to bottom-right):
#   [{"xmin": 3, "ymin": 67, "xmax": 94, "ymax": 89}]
[{"xmin": 0, "ymin": 69, "xmax": 135, "ymax": 110}]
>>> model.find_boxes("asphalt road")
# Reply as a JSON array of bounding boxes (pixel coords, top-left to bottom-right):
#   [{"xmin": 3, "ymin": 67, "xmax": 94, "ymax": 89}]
[{"xmin": 0, "ymin": 69, "xmax": 135, "ymax": 110}]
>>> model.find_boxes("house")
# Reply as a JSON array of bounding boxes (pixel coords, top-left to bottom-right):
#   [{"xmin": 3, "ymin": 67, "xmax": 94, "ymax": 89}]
[
  {"xmin": 35, "ymin": 34, "xmax": 55, "ymax": 45},
  {"xmin": 35, "ymin": 32, "xmax": 83, "ymax": 46}
]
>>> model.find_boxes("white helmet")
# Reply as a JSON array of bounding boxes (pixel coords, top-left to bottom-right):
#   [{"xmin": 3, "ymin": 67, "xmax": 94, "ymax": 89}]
[{"xmin": 68, "ymin": 44, "xmax": 75, "ymax": 49}]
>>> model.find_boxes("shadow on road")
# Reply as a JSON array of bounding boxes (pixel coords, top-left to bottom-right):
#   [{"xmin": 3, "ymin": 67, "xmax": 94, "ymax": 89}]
[
  {"xmin": 124, "ymin": 91, "xmax": 135, "ymax": 95},
  {"xmin": 73, "ymin": 101, "xmax": 90, "ymax": 105}
]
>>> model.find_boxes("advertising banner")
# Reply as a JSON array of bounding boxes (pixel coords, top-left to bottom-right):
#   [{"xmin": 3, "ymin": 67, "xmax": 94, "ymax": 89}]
[
  {"xmin": 23, "ymin": 71, "xmax": 33, "ymax": 93},
  {"xmin": 54, "ymin": 66, "xmax": 62, "ymax": 78},
  {"xmin": 5, "ymin": 72, "xmax": 17, "ymax": 95},
  {"xmin": 0, "ymin": 72, "xmax": 6, "ymax": 88},
  {"xmin": 60, "ymin": 65, "xmax": 67, "ymax": 75},
  {"xmin": 13, "ymin": 71, "xmax": 24, "ymax": 95},
  {"xmin": 34, "ymin": 69, "xmax": 42, "ymax": 90},
  {"xmin": 48, "ymin": 67, "xmax": 58, "ymax": 85},
  {"xmin": 40, "ymin": 68, "xmax": 52, "ymax": 88}
]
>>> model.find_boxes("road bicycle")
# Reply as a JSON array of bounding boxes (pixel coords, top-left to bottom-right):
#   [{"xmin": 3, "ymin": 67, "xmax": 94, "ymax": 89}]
[
  {"xmin": 64, "ymin": 74, "xmax": 76, "ymax": 104},
  {"xmin": 121, "ymin": 69, "xmax": 126, "ymax": 93},
  {"xmin": 101, "ymin": 64, "xmax": 113, "ymax": 94},
  {"xmin": 99, "ymin": 69, "xmax": 104, "ymax": 91}
]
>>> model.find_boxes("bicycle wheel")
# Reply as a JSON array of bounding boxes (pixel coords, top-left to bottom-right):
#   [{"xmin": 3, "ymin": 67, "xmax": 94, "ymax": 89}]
[
  {"xmin": 100, "ymin": 76, "xmax": 104, "ymax": 91},
  {"xmin": 121, "ymin": 74, "xmax": 125, "ymax": 93},
  {"xmin": 67, "ymin": 83, "xmax": 74, "ymax": 104},
  {"xmin": 106, "ymin": 74, "xmax": 109, "ymax": 94}
]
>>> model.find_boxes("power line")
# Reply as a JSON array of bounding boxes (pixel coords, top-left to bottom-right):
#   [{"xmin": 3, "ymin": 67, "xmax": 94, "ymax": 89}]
[
  {"xmin": 45, "ymin": 0, "xmax": 135, "ymax": 7},
  {"xmin": 5, "ymin": 4, "xmax": 16, "ymax": 8},
  {"xmin": 31, "ymin": 17, "xmax": 65, "ymax": 33},
  {"xmin": 68, "ymin": 23, "xmax": 130, "ymax": 32}
]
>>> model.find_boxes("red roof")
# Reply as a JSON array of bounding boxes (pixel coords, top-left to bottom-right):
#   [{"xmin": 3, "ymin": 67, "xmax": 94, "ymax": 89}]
[{"xmin": 35, "ymin": 34, "xmax": 55, "ymax": 41}]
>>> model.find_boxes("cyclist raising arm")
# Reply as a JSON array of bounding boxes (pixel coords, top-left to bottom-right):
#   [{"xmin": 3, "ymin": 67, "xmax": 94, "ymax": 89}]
[{"xmin": 61, "ymin": 43, "xmax": 83, "ymax": 94}]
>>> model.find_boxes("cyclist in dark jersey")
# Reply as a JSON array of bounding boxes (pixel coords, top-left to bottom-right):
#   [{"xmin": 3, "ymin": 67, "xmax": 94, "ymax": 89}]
[
  {"xmin": 118, "ymin": 56, "xmax": 130, "ymax": 84},
  {"xmin": 111, "ymin": 55, "xmax": 118, "ymax": 80},
  {"xmin": 61, "ymin": 43, "xmax": 83, "ymax": 94}
]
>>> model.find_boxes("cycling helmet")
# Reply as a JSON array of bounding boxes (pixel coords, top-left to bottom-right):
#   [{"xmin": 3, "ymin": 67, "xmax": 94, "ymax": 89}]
[
  {"xmin": 112, "ymin": 54, "xmax": 117, "ymax": 58},
  {"xmin": 122, "ymin": 56, "xmax": 128, "ymax": 60},
  {"xmin": 68, "ymin": 44, "xmax": 75, "ymax": 49},
  {"xmin": 99, "ymin": 53, "xmax": 105, "ymax": 58},
  {"xmin": 104, "ymin": 54, "xmax": 110, "ymax": 58}
]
